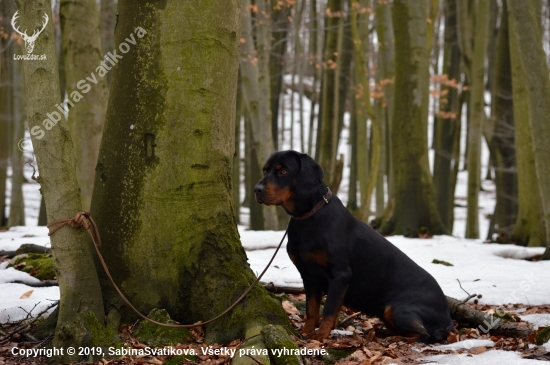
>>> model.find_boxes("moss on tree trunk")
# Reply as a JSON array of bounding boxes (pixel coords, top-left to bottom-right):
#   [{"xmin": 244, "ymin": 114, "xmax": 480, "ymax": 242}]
[{"xmin": 90, "ymin": 0, "xmax": 291, "ymax": 344}]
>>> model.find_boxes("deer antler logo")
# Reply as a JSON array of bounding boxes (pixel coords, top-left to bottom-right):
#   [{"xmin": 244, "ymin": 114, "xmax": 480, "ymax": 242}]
[{"xmin": 11, "ymin": 10, "xmax": 49, "ymax": 54}]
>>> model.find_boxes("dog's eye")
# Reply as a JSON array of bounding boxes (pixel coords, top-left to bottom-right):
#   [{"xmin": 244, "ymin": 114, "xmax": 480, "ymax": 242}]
[{"xmin": 280, "ymin": 169, "xmax": 288, "ymax": 175}]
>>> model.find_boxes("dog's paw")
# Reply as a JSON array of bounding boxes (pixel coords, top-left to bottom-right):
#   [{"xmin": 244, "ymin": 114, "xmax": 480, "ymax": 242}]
[
  {"xmin": 301, "ymin": 320, "xmax": 318, "ymax": 335},
  {"xmin": 307, "ymin": 328, "xmax": 330, "ymax": 341}
]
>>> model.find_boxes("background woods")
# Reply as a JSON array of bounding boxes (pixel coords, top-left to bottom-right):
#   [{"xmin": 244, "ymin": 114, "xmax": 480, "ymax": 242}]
[{"xmin": 2, "ymin": 0, "xmax": 550, "ymax": 247}]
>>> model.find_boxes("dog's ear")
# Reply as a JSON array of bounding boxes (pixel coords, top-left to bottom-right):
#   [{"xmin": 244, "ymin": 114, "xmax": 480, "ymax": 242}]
[{"xmin": 295, "ymin": 153, "xmax": 324, "ymax": 197}]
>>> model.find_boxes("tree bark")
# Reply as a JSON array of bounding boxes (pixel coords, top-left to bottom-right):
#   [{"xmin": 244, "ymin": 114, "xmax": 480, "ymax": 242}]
[
  {"xmin": 90, "ymin": 0, "xmax": 291, "ymax": 344},
  {"xmin": 16, "ymin": 0, "xmax": 104, "ymax": 361},
  {"xmin": 8, "ymin": 35, "xmax": 26, "ymax": 227},
  {"xmin": 351, "ymin": 0, "xmax": 380, "ymax": 222},
  {"xmin": 0, "ymin": 2, "xmax": 12, "ymax": 227},
  {"xmin": 100, "ymin": 0, "xmax": 116, "ymax": 85},
  {"xmin": 508, "ymin": 0, "xmax": 550, "ymax": 259},
  {"xmin": 60, "ymin": 0, "xmax": 108, "ymax": 210},
  {"xmin": 269, "ymin": 0, "xmax": 291, "ymax": 151},
  {"xmin": 317, "ymin": 0, "xmax": 343, "ymax": 185},
  {"xmin": 240, "ymin": 0, "xmax": 279, "ymax": 230},
  {"xmin": 465, "ymin": 0, "xmax": 490, "ymax": 239},
  {"xmin": 380, "ymin": 0, "xmax": 448, "ymax": 236},
  {"xmin": 374, "ymin": 0, "xmax": 395, "ymax": 216},
  {"xmin": 508, "ymin": 11, "xmax": 546, "ymax": 248},
  {"xmin": 487, "ymin": 2, "xmax": 517, "ymax": 241},
  {"xmin": 433, "ymin": 0, "xmax": 461, "ymax": 233}
]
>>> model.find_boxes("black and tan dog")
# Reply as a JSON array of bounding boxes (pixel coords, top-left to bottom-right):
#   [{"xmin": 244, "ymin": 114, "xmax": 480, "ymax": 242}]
[{"xmin": 254, "ymin": 150, "xmax": 454, "ymax": 343}]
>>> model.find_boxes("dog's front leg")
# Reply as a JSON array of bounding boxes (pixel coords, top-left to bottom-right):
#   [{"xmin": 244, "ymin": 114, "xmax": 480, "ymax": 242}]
[
  {"xmin": 301, "ymin": 279, "xmax": 322, "ymax": 335},
  {"xmin": 309, "ymin": 267, "xmax": 351, "ymax": 340}
]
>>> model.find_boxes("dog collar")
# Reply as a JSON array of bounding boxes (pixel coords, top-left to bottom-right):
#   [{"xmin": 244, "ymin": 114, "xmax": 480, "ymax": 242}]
[{"xmin": 292, "ymin": 188, "xmax": 332, "ymax": 221}]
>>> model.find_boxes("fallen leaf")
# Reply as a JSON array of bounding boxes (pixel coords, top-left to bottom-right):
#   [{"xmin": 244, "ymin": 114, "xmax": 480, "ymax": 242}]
[
  {"xmin": 19, "ymin": 290, "xmax": 34, "ymax": 299},
  {"xmin": 468, "ymin": 346, "xmax": 487, "ymax": 354}
]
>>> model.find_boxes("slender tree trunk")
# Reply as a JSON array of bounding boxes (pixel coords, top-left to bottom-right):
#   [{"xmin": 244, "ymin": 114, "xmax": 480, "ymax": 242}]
[
  {"xmin": 317, "ymin": 0, "xmax": 343, "ymax": 184},
  {"xmin": 508, "ymin": 9, "xmax": 546, "ymax": 248},
  {"xmin": 465, "ymin": 0, "xmax": 490, "ymax": 239},
  {"xmin": 487, "ymin": 2, "xmax": 517, "ymax": 241},
  {"xmin": 307, "ymin": 0, "xmax": 321, "ymax": 156},
  {"xmin": 90, "ymin": 0, "xmax": 290, "ymax": 345},
  {"xmin": 374, "ymin": 0, "xmax": 395, "ymax": 216},
  {"xmin": 8, "ymin": 37, "xmax": 25, "ymax": 227},
  {"xmin": 60, "ymin": 0, "xmax": 108, "ymax": 210},
  {"xmin": 0, "ymin": 2, "xmax": 12, "ymax": 227},
  {"xmin": 16, "ymin": 1, "xmax": 104, "ymax": 361},
  {"xmin": 433, "ymin": 0, "xmax": 461, "ymax": 232},
  {"xmin": 351, "ymin": 0, "xmax": 379, "ymax": 222},
  {"xmin": 380, "ymin": 0, "xmax": 448, "ymax": 236},
  {"xmin": 240, "ymin": 0, "xmax": 278, "ymax": 229},
  {"xmin": 508, "ymin": 0, "xmax": 550, "ymax": 258},
  {"xmin": 269, "ymin": 0, "xmax": 291, "ymax": 150}
]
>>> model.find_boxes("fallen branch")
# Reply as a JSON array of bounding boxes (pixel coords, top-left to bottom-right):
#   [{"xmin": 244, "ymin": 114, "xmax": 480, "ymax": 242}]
[
  {"xmin": 446, "ymin": 296, "xmax": 532, "ymax": 338},
  {"xmin": 0, "ymin": 301, "xmax": 58, "ymax": 343},
  {"xmin": 13, "ymin": 280, "xmax": 58, "ymax": 287},
  {"xmin": 262, "ymin": 282, "xmax": 305, "ymax": 295}
]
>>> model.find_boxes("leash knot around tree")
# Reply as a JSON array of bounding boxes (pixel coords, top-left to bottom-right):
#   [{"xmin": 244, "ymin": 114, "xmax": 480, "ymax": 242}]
[{"xmin": 47, "ymin": 211, "xmax": 102, "ymax": 247}]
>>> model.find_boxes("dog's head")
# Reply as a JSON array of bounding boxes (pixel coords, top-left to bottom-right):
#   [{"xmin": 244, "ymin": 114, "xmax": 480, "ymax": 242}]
[{"xmin": 254, "ymin": 151, "xmax": 324, "ymax": 210}]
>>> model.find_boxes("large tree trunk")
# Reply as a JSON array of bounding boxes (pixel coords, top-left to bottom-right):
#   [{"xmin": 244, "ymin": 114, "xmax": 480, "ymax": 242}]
[
  {"xmin": 380, "ymin": 0, "xmax": 448, "ymax": 236},
  {"xmin": 508, "ymin": 0, "xmax": 550, "ymax": 259},
  {"xmin": 60, "ymin": 0, "xmax": 108, "ymax": 210},
  {"xmin": 465, "ymin": 0, "xmax": 489, "ymax": 239},
  {"xmin": 16, "ymin": 0, "xmax": 104, "ymax": 361},
  {"xmin": 90, "ymin": 0, "xmax": 290, "ymax": 345}
]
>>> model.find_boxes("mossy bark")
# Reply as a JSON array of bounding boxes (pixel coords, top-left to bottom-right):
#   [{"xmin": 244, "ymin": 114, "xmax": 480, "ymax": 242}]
[
  {"xmin": 508, "ymin": 9, "xmax": 546, "ymax": 247},
  {"xmin": 380, "ymin": 0, "xmax": 448, "ymax": 236},
  {"xmin": 90, "ymin": 0, "xmax": 291, "ymax": 344},
  {"xmin": 16, "ymin": 0, "xmax": 104, "ymax": 361},
  {"xmin": 508, "ymin": 0, "xmax": 550, "ymax": 259}
]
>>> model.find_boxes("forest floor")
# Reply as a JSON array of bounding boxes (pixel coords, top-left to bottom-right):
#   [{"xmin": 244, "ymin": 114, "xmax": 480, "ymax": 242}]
[{"xmin": 1, "ymin": 291, "xmax": 550, "ymax": 364}]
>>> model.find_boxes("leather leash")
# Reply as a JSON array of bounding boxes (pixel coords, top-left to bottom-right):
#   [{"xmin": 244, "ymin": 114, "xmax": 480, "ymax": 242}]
[{"xmin": 47, "ymin": 211, "xmax": 288, "ymax": 328}]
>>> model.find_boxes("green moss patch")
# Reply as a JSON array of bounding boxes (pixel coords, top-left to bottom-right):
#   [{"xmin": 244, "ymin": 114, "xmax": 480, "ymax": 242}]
[
  {"xmin": 12, "ymin": 253, "xmax": 55, "ymax": 280},
  {"xmin": 133, "ymin": 308, "xmax": 192, "ymax": 347},
  {"xmin": 536, "ymin": 327, "xmax": 550, "ymax": 345},
  {"xmin": 85, "ymin": 311, "xmax": 120, "ymax": 348}
]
